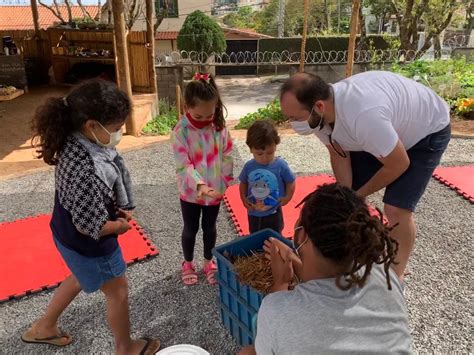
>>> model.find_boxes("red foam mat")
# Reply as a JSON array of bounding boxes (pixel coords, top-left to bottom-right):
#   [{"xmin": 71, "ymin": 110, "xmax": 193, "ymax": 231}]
[
  {"xmin": 224, "ymin": 175, "xmax": 336, "ymax": 238},
  {"xmin": 0, "ymin": 215, "xmax": 158, "ymax": 303},
  {"xmin": 433, "ymin": 165, "xmax": 474, "ymax": 204}
]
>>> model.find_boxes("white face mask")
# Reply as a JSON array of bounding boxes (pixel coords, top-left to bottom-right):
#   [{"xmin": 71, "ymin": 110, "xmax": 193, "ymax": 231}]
[
  {"xmin": 91, "ymin": 122, "xmax": 123, "ymax": 148},
  {"xmin": 290, "ymin": 120, "xmax": 317, "ymax": 135}
]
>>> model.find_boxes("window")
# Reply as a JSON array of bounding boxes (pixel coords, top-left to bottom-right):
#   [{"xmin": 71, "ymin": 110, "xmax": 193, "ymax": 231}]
[{"xmin": 156, "ymin": 0, "xmax": 179, "ymax": 18}]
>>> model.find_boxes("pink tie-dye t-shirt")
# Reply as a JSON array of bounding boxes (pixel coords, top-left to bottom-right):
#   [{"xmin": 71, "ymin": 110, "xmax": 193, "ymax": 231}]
[{"xmin": 171, "ymin": 115, "xmax": 233, "ymax": 206}]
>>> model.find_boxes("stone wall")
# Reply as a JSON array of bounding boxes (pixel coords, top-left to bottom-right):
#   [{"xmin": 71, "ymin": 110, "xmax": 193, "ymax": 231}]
[{"xmin": 156, "ymin": 66, "xmax": 183, "ymax": 104}]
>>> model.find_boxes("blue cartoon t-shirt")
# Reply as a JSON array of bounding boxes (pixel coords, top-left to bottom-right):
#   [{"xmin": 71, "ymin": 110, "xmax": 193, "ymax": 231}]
[{"xmin": 239, "ymin": 157, "xmax": 295, "ymax": 217}]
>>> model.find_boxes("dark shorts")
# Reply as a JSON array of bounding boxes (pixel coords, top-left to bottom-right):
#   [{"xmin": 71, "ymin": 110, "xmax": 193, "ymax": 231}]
[
  {"xmin": 351, "ymin": 124, "xmax": 451, "ymax": 212},
  {"xmin": 248, "ymin": 207, "xmax": 284, "ymax": 234},
  {"xmin": 54, "ymin": 235, "xmax": 126, "ymax": 293}
]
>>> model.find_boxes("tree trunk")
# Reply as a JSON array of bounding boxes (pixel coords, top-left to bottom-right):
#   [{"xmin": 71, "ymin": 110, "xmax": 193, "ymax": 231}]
[
  {"xmin": 346, "ymin": 0, "xmax": 360, "ymax": 77},
  {"xmin": 154, "ymin": 0, "xmax": 169, "ymax": 32},
  {"xmin": 145, "ymin": 0, "xmax": 157, "ymax": 94},
  {"xmin": 324, "ymin": 0, "xmax": 331, "ymax": 32},
  {"xmin": 357, "ymin": 4, "xmax": 367, "ymax": 50},
  {"xmin": 434, "ymin": 35, "xmax": 441, "ymax": 59},
  {"xmin": 111, "ymin": 0, "xmax": 134, "ymax": 134},
  {"xmin": 65, "ymin": 0, "xmax": 73, "ymax": 23}
]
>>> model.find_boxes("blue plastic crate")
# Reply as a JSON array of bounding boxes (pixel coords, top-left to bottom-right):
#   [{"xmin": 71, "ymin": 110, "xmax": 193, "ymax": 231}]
[{"xmin": 212, "ymin": 228, "xmax": 292, "ymax": 347}]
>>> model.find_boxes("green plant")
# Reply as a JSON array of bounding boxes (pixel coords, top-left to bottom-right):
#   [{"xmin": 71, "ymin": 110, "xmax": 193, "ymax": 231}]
[
  {"xmin": 177, "ymin": 10, "xmax": 226, "ymax": 54},
  {"xmin": 391, "ymin": 57, "xmax": 474, "ymax": 119},
  {"xmin": 454, "ymin": 98, "xmax": 474, "ymax": 116},
  {"xmin": 235, "ymin": 99, "xmax": 286, "ymax": 129},
  {"xmin": 142, "ymin": 99, "xmax": 178, "ymax": 135}
]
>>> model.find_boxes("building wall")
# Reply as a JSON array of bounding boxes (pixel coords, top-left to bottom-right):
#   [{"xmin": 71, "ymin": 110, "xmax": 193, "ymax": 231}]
[
  {"xmin": 155, "ymin": 39, "xmax": 177, "ymax": 54},
  {"xmin": 157, "ymin": 0, "xmax": 213, "ymax": 32},
  {"xmin": 101, "ymin": 0, "xmax": 212, "ymax": 31}
]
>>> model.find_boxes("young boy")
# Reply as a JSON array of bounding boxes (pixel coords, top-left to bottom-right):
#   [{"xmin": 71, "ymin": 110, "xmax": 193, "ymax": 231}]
[{"xmin": 239, "ymin": 119, "xmax": 296, "ymax": 234}]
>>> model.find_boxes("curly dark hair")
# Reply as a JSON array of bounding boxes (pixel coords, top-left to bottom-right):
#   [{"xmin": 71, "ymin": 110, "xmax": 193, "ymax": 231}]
[
  {"xmin": 297, "ymin": 183, "xmax": 399, "ymax": 290},
  {"xmin": 32, "ymin": 79, "xmax": 131, "ymax": 165},
  {"xmin": 246, "ymin": 119, "xmax": 281, "ymax": 150},
  {"xmin": 184, "ymin": 73, "xmax": 226, "ymax": 131}
]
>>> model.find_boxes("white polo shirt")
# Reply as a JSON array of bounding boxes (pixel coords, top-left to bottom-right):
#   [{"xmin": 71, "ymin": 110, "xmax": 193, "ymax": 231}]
[{"xmin": 314, "ymin": 71, "xmax": 450, "ymax": 158}]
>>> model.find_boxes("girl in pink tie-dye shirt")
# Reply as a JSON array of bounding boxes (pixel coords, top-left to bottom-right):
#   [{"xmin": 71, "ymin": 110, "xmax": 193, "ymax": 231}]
[{"xmin": 172, "ymin": 73, "xmax": 233, "ymax": 286}]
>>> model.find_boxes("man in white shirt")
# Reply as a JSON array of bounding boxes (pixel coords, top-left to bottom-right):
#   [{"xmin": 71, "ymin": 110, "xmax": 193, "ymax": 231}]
[{"xmin": 279, "ymin": 71, "xmax": 451, "ymax": 279}]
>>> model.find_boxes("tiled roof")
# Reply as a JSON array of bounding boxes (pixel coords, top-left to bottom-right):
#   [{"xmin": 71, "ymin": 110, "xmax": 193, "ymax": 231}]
[
  {"xmin": 222, "ymin": 27, "xmax": 273, "ymax": 39},
  {"xmin": 0, "ymin": 5, "xmax": 100, "ymax": 30},
  {"xmin": 156, "ymin": 28, "xmax": 273, "ymax": 40},
  {"xmin": 155, "ymin": 31, "xmax": 179, "ymax": 40}
]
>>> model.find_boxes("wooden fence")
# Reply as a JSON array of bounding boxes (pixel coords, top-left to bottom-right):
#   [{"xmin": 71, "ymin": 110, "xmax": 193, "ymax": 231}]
[
  {"xmin": 1, "ymin": 28, "xmax": 154, "ymax": 93},
  {"xmin": 0, "ymin": 29, "xmax": 50, "ymax": 65}
]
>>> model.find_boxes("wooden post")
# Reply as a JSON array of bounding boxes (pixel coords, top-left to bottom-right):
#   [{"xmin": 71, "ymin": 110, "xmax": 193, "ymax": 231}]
[
  {"xmin": 299, "ymin": 0, "xmax": 310, "ymax": 72},
  {"xmin": 111, "ymin": 0, "xmax": 135, "ymax": 135},
  {"xmin": 145, "ymin": 0, "xmax": 157, "ymax": 94},
  {"xmin": 30, "ymin": 0, "xmax": 40, "ymax": 37},
  {"xmin": 176, "ymin": 85, "xmax": 182, "ymax": 119},
  {"xmin": 345, "ymin": 0, "xmax": 361, "ymax": 77}
]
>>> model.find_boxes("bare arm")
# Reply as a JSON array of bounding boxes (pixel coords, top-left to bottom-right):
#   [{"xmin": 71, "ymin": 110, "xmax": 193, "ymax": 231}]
[
  {"xmin": 239, "ymin": 182, "xmax": 255, "ymax": 210},
  {"xmin": 327, "ymin": 144, "xmax": 352, "ymax": 188},
  {"xmin": 99, "ymin": 219, "xmax": 131, "ymax": 236},
  {"xmin": 279, "ymin": 181, "xmax": 296, "ymax": 206},
  {"xmin": 356, "ymin": 140, "xmax": 410, "ymax": 198}
]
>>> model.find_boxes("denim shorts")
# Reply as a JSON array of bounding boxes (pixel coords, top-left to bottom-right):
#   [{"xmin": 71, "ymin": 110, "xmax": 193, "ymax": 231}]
[
  {"xmin": 351, "ymin": 124, "xmax": 451, "ymax": 211},
  {"xmin": 54, "ymin": 236, "xmax": 126, "ymax": 293}
]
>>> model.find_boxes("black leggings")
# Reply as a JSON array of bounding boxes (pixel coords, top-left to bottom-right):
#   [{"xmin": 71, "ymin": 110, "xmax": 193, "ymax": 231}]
[{"xmin": 180, "ymin": 199, "xmax": 221, "ymax": 262}]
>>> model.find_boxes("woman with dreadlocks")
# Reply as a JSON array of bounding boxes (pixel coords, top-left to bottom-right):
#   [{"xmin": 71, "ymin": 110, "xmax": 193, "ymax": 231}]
[{"xmin": 240, "ymin": 183, "xmax": 412, "ymax": 355}]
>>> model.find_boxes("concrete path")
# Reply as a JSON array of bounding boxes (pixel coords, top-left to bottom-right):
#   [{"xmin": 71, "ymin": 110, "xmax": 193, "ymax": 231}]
[{"xmin": 216, "ymin": 77, "xmax": 281, "ymax": 121}]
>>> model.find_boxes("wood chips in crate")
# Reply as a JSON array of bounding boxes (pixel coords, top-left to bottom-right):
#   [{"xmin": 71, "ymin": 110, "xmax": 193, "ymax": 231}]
[{"xmin": 233, "ymin": 251, "xmax": 274, "ymax": 295}]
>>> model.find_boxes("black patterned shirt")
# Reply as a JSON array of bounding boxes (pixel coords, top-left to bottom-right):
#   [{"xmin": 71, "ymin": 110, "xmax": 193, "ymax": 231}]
[{"xmin": 50, "ymin": 135, "xmax": 119, "ymax": 257}]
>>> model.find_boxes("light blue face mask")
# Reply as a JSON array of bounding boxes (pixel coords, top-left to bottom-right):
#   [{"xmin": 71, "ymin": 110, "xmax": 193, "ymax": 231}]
[{"xmin": 90, "ymin": 121, "xmax": 123, "ymax": 148}]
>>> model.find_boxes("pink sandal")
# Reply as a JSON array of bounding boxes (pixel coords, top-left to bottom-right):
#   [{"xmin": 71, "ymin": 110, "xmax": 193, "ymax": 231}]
[
  {"xmin": 203, "ymin": 260, "xmax": 218, "ymax": 285},
  {"xmin": 181, "ymin": 261, "xmax": 198, "ymax": 286}
]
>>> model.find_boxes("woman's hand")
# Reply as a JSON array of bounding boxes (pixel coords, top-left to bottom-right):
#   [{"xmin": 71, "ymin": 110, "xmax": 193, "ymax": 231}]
[{"xmin": 263, "ymin": 237, "xmax": 294, "ymax": 291}]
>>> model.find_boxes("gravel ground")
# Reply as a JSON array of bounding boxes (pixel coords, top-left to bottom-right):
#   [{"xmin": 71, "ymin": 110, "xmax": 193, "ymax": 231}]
[{"xmin": 0, "ymin": 136, "xmax": 473, "ymax": 354}]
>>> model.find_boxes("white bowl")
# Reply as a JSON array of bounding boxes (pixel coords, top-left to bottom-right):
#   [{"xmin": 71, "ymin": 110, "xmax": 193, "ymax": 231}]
[{"xmin": 155, "ymin": 344, "xmax": 210, "ymax": 355}]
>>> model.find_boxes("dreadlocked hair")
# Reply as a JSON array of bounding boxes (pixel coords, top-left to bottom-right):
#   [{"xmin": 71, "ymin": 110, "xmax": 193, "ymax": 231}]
[
  {"xmin": 297, "ymin": 183, "xmax": 399, "ymax": 291},
  {"xmin": 184, "ymin": 73, "xmax": 227, "ymax": 131}
]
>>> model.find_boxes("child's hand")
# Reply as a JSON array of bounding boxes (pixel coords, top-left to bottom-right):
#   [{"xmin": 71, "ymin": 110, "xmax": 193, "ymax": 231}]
[
  {"xmin": 115, "ymin": 218, "xmax": 132, "ymax": 235},
  {"xmin": 117, "ymin": 208, "xmax": 133, "ymax": 221},
  {"xmin": 242, "ymin": 198, "xmax": 255, "ymax": 211},
  {"xmin": 278, "ymin": 196, "xmax": 291, "ymax": 206},
  {"xmin": 198, "ymin": 184, "xmax": 222, "ymax": 199}
]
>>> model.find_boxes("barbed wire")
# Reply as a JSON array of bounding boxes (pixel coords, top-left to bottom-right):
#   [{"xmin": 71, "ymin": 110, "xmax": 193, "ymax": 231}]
[{"xmin": 155, "ymin": 48, "xmax": 461, "ymax": 66}]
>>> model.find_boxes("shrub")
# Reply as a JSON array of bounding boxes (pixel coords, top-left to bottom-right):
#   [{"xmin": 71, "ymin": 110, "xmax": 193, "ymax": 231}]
[
  {"xmin": 391, "ymin": 57, "xmax": 474, "ymax": 118},
  {"xmin": 235, "ymin": 99, "xmax": 286, "ymax": 129},
  {"xmin": 177, "ymin": 10, "xmax": 226, "ymax": 54},
  {"xmin": 142, "ymin": 99, "xmax": 178, "ymax": 135}
]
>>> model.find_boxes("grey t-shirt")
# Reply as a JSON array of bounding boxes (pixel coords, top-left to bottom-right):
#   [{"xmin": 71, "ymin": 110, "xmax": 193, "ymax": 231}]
[{"xmin": 255, "ymin": 265, "xmax": 412, "ymax": 354}]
